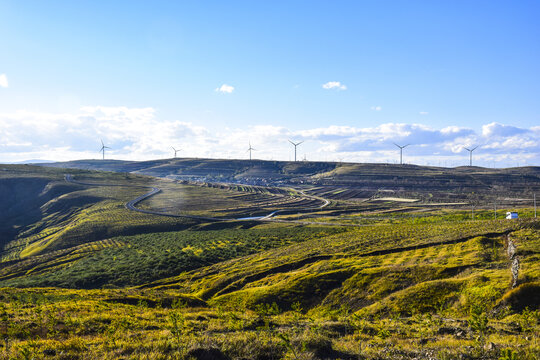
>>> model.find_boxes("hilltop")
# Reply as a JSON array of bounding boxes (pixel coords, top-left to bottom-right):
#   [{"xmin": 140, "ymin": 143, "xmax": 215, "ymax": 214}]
[{"xmin": 42, "ymin": 158, "xmax": 540, "ymax": 203}]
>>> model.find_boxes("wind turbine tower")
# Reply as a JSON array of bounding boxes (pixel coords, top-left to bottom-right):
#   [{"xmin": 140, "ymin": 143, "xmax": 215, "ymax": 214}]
[
  {"xmin": 288, "ymin": 140, "xmax": 304, "ymax": 162},
  {"xmin": 393, "ymin": 143, "xmax": 410, "ymax": 165},
  {"xmin": 171, "ymin": 147, "xmax": 181, "ymax": 158},
  {"xmin": 247, "ymin": 142, "xmax": 256, "ymax": 161},
  {"xmin": 100, "ymin": 140, "xmax": 111, "ymax": 160},
  {"xmin": 464, "ymin": 146, "xmax": 479, "ymax": 166}
]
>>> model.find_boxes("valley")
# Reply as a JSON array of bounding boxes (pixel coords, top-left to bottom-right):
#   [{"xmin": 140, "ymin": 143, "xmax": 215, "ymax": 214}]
[{"xmin": 0, "ymin": 160, "xmax": 538, "ymax": 359}]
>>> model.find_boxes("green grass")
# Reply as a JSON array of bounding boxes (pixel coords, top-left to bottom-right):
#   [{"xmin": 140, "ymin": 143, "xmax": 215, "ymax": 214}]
[
  {"xmin": 2, "ymin": 168, "xmax": 319, "ymax": 261},
  {"xmin": 1, "ymin": 164, "xmax": 539, "ymax": 359},
  {"xmin": 0, "ymin": 219, "xmax": 537, "ymax": 359},
  {"xmin": 0, "ymin": 225, "xmax": 346, "ymax": 288}
]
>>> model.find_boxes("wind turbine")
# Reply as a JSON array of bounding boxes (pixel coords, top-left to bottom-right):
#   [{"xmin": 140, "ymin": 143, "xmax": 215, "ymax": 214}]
[
  {"xmin": 393, "ymin": 143, "xmax": 410, "ymax": 165},
  {"xmin": 100, "ymin": 139, "xmax": 110, "ymax": 160},
  {"xmin": 171, "ymin": 147, "xmax": 181, "ymax": 158},
  {"xmin": 288, "ymin": 140, "xmax": 304, "ymax": 162},
  {"xmin": 464, "ymin": 146, "xmax": 479, "ymax": 166},
  {"xmin": 247, "ymin": 142, "xmax": 256, "ymax": 161}
]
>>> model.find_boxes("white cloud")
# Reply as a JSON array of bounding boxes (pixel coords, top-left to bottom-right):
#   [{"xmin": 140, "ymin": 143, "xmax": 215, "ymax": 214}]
[
  {"xmin": 419, "ymin": 111, "xmax": 428, "ymax": 115},
  {"xmin": 215, "ymin": 84, "xmax": 234, "ymax": 93},
  {"xmin": 300, "ymin": 123, "xmax": 471, "ymax": 150},
  {"xmin": 0, "ymin": 74, "xmax": 8, "ymax": 88},
  {"xmin": 0, "ymin": 106, "xmax": 538, "ymax": 167},
  {"xmin": 482, "ymin": 122, "xmax": 527, "ymax": 138},
  {"xmin": 0, "ymin": 106, "xmax": 208, "ymax": 162},
  {"xmin": 322, "ymin": 81, "xmax": 347, "ymax": 90},
  {"xmin": 371, "ymin": 106, "xmax": 382, "ymax": 111}
]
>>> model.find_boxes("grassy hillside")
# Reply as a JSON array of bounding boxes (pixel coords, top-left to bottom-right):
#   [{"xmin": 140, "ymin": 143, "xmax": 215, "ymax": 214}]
[
  {"xmin": 42, "ymin": 159, "xmax": 540, "ymax": 205},
  {"xmin": 0, "ymin": 165, "xmax": 79, "ymax": 245},
  {"xmin": 0, "ymin": 163, "xmax": 538, "ymax": 359},
  {"xmin": 0, "ymin": 218, "xmax": 538, "ymax": 359},
  {"xmin": 0, "ymin": 165, "xmax": 339, "ymax": 287},
  {"xmin": 42, "ymin": 158, "xmax": 337, "ymax": 180},
  {"xmin": 0, "ymin": 165, "xmax": 207, "ymax": 263}
]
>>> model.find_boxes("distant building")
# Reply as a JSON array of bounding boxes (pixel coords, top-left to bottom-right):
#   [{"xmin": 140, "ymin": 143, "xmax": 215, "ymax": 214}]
[{"xmin": 506, "ymin": 212, "xmax": 518, "ymax": 219}]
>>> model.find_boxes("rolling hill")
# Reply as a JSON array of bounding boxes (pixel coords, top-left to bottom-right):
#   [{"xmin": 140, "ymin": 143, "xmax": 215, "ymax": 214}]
[
  {"xmin": 0, "ymin": 161, "xmax": 538, "ymax": 359},
  {"xmin": 42, "ymin": 158, "xmax": 540, "ymax": 203}
]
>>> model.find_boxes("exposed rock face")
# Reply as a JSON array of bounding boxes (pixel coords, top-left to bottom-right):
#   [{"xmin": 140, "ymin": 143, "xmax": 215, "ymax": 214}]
[
  {"xmin": 507, "ymin": 236, "xmax": 516, "ymax": 258},
  {"xmin": 511, "ymin": 258, "xmax": 520, "ymax": 288},
  {"xmin": 507, "ymin": 234, "xmax": 520, "ymax": 288}
]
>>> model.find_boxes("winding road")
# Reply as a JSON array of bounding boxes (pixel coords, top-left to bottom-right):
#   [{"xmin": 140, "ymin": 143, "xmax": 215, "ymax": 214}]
[{"xmin": 65, "ymin": 174, "xmax": 330, "ymax": 223}]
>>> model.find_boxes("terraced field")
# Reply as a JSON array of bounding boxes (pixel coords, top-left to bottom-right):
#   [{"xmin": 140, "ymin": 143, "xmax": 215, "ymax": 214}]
[
  {"xmin": 134, "ymin": 180, "xmax": 326, "ymax": 219},
  {"xmin": 0, "ymin": 216, "xmax": 538, "ymax": 359},
  {"xmin": 43, "ymin": 159, "xmax": 540, "ymax": 204},
  {"xmin": 0, "ymin": 163, "xmax": 538, "ymax": 359},
  {"xmin": 0, "ymin": 166, "xmax": 330, "ymax": 260}
]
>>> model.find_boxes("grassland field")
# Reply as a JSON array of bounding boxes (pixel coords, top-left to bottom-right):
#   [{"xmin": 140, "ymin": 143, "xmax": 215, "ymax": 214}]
[{"xmin": 0, "ymin": 161, "xmax": 539, "ymax": 359}]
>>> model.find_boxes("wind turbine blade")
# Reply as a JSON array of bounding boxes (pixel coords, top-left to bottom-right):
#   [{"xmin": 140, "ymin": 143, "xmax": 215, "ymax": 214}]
[
  {"xmin": 464, "ymin": 147, "xmax": 471, "ymax": 152},
  {"xmin": 297, "ymin": 141, "xmax": 304, "ymax": 146},
  {"xmin": 288, "ymin": 140, "xmax": 295, "ymax": 145}
]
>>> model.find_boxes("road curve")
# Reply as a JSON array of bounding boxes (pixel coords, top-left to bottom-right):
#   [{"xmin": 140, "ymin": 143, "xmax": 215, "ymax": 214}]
[
  {"xmin": 259, "ymin": 188, "xmax": 330, "ymax": 220},
  {"xmin": 64, "ymin": 174, "xmax": 330, "ymax": 223}
]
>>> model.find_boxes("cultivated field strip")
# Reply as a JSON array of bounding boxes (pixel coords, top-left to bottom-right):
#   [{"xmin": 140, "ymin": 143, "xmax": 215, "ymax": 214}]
[
  {"xmin": 0, "ymin": 238, "xmax": 125, "ymax": 281},
  {"xmin": 65, "ymin": 174, "xmax": 330, "ymax": 222},
  {"xmin": 148, "ymin": 219, "xmax": 522, "ymax": 300}
]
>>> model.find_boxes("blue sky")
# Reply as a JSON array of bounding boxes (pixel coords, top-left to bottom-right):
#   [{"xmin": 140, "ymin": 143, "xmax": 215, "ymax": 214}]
[{"xmin": 0, "ymin": 1, "xmax": 539, "ymax": 166}]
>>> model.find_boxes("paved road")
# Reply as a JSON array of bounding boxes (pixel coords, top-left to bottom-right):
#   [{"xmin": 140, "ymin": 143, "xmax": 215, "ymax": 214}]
[
  {"xmin": 64, "ymin": 174, "xmax": 331, "ymax": 223},
  {"xmin": 258, "ymin": 188, "xmax": 330, "ymax": 220}
]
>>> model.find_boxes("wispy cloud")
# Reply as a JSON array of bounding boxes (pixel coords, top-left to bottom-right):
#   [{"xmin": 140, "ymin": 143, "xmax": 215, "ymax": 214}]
[
  {"xmin": 419, "ymin": 111, "xmax": 428, "ymax": 115},
  {"xmin": 0, "ymin": 74, "xmax": 8, "ymax": 88},
  {"xmin": 0, "ymin": 106, "xmax": 538, "ymax": 166},
  {"xmin": 322, "ymin": 81, "xmax": 347, "ymax": 90},
  {"xmin": 371, "ymin": 106, "xmax": 382, "ymax": 111},
  {"xmin": 215, "ymin": 84, "xmax": 234, "ymax": 93}
]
